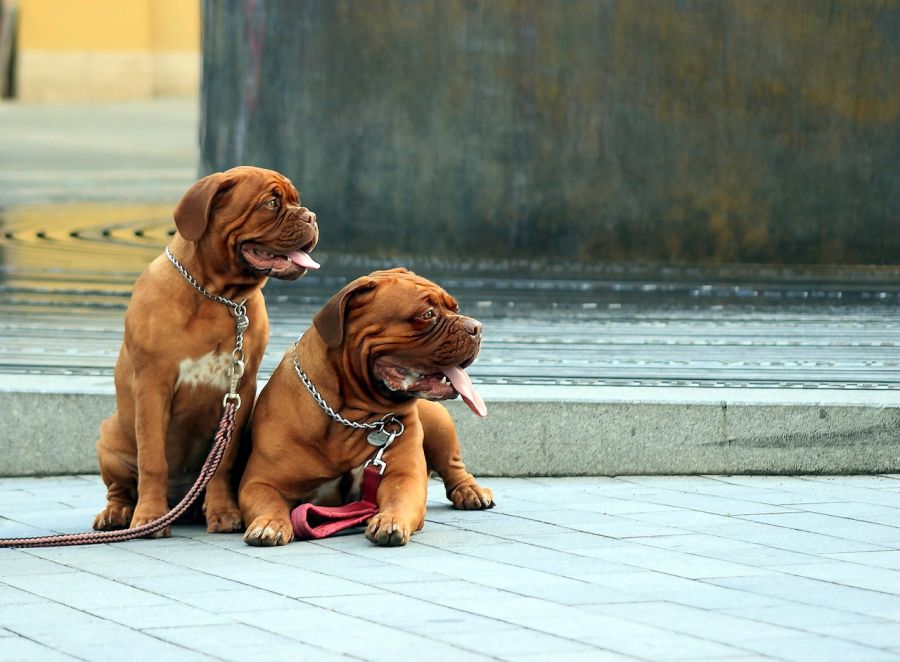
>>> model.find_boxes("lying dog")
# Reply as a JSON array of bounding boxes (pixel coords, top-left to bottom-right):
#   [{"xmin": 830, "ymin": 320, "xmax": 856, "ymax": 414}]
[
  {"xmin": 93, "ymin": 166, "xmax": 319, "ymax": 536},
  {"xmin": 239, "ymin": 268, "xmax": 494, "ymax": 546}
]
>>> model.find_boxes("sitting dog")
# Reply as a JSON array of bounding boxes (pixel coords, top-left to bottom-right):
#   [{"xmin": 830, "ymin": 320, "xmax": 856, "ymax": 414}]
[
  {"xmin": 93, "ymin": 166, "xmax": 319, "ymax": 536},
  {"xmin": 239, "ymin": 268, "xmax": 494, "ymax": 546}
]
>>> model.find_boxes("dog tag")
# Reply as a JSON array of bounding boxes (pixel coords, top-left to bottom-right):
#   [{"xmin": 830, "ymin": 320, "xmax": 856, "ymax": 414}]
[
  {"xmin": 235, "ymin": 312, "xmax": 250, "ymax": 335},
  {"xmin": 367, "ymin": 429, "xmax": 396, "ymax": 447}
]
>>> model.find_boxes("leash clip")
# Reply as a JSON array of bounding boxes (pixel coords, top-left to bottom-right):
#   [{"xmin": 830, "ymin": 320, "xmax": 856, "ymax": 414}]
[
  {"xmin": 223, "ymin": 357, "xmax": 245, "ymax": 410},
  {"xmin": 365, "ymin": 442, "xmax": 392, "ymax": 475},
  {"xmin": 365, "ymin": 455, "xmax": 388, "ymax": 476},
  {"xmin": 364, "ymin": 415, "xmax": 403, "ymax": 475}
]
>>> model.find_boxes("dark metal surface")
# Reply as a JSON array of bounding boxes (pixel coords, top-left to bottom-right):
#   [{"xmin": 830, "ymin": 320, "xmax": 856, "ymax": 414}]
[{"xmin": 201, "ymin": 0, "xmax": 900, "ymax": 264}]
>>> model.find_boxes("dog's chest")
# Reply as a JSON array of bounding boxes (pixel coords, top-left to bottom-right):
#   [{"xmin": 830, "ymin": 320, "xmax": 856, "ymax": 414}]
[
  {"xmin": 175, "ymin": 351, "xmax": 232, "ymax": 391},
  {"xmin": 306, "ymin": 465, "xmax": 365, "ymax": 506}
]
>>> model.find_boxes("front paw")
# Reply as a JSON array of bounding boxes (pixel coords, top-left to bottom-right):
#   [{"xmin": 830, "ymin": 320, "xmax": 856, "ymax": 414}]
[
  {"xmin": 243, "ymin": 516, "xmax": 293, "ymax": 546},
  {"xmin": 130, "ymin": 508, "xmax": 171, "ymax": 538},
  {"xmin": 93, "ymin": 503, "xmax": 133, "ymax": 530},
  {"xmin": 205, "ymin": 507, "xmax": 243, "ymax": 533},
  {"xmin": 450, "ymin": 482, "xmax": 495, "ymax": 510},
  {"xmin": 365, "ymin": 512, "xmax": 412, "ymax": 546}
]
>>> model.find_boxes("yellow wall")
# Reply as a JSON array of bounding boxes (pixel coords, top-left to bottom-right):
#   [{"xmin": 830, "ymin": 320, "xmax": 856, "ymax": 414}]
[{"xmin": 14, "ymin": 0, "xmax": 200, "ymax": 101}]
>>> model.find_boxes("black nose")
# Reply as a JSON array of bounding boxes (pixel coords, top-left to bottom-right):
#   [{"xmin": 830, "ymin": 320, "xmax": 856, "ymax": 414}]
[{"xmin": 464, "ymin": 318, "xmax": 482, "ymax": 336}]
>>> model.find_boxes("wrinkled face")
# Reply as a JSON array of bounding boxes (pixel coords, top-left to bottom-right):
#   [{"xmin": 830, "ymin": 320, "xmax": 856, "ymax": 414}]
[
  {"xmin": 341, "ymin": 272, "xmax": 486, "ymax": 417},
  {"xmin": 213, "ymin": 168, "xmax": 320, "ymax": 281}
]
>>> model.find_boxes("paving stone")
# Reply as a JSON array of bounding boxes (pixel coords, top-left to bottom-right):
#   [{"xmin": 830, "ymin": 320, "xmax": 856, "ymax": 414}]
[
  {"xmin": 172, "ymin": 587, "xmax": 308, "ymax": 613},
  {"xmin": 802, "ymin": 620, "xmax": 900, "ymax": 648},
  {"xmin": 733, "ymin": 633, "xmax": 899, "ymax": 661},
  {"xmin": 88, "ymin": 603, "xmax": 234, "ymax": 629},
  {"xmin": 739, "ymin": 512, "xmax": 900, "ymax": 546},
  {"xmin": 824, "ymin": 550, "xmax": 900, "ymax": 570},
  {"xmin": 578, "ymin": 571, "xmax": 786, "ymax": 610},
  {"xmin": 708, "ymin": 575, "xmax": 900, "ymax": 621},
  {"xmin": 568, "ymin": 543, "xmax": 776, "ymax": 580},
  {"xmin": 720, "ymin": 602, "xmax": 890, "ymax": 629},
  {"xmin": 770, "ymin": 561, "xmax": 900, "ymax": 594},
  {"xmin": 793, "ymin": 501, "xmax": 900, "ymax": 527},
  {"xmin": 305, "ymin": 592, "xmax": 502, "ymax": 634},
  {"xmin": 231, "ymin": 608, "xmax": 499, "ymax": 661},
  {"xmin": 143, "ymin": 623, "xmax": 350, "ymax": 661},
  {"xmin": 433, "ymin": 625, "xmax": 604, "ymax": 658},
  {"xmin": 586, "ymin": 601, "xmax": 802, "ymax": 643},
  {"xmin": 0, "ymin": 635, "xmax": 81, "ymax": 660},
  {"xmin": 2, "ymin": 572, "xmax": 174, "ymax": 610},
  {"xmin": 119, "ymin": 572, "xmax": 255, "ymax": 597},
  {"xmin": 0, "ymin": 602, "xmax": 212, "ymax": 661}
]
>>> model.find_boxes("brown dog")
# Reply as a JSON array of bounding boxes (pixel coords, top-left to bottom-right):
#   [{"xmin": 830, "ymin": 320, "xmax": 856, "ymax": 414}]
[
  {"xmin": 239, "ymin": 268, "xmax": 493, "ymax": 546},
  {"xmin": 93, "ymin": 166, "xmax": 319, "ymax": 537}
]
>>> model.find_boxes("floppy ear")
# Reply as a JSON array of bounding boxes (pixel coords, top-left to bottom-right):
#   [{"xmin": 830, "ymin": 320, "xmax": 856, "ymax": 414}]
[
  {"xmin": 313, "ymin": 276, "xmax": 379, "ymax": 349},
  {"xmin": 173, "ymin": 172, "xmax": 236, "ymax": 241}
]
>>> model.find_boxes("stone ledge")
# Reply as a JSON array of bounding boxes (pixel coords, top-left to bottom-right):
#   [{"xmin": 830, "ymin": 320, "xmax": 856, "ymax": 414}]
[{"xmin": 2, "ymin": 378, "xmax": 897, "ymax": 477}]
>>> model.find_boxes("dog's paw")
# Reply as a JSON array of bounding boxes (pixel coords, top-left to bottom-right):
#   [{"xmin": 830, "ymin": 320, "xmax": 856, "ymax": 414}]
[
  {"xmin": 92, "ymin": 504, "xmax": 133, "ymax": 530},
  {"xmin": 130, "ymin": 507, "xmax": 171, "ymax": 538},
  {"xmin": 243, "ymin": 517, "xmax": 293, "ymax": 546},
  {"xmin": 450, "ymin": 482, "xmax": 495, "ymax": 510},
  {"xmin": 206, "ymin": 507, "xmax": 243, "ymax": 533},
  {"xmin": 365, "ymin": 512, "xmax": 412, "ymax": 546}
]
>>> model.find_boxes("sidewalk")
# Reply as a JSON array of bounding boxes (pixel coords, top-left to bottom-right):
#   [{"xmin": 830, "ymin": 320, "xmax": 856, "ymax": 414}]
[{"xmin": 2, "ymin": 473, "xmax": 900, "ymax": 661}]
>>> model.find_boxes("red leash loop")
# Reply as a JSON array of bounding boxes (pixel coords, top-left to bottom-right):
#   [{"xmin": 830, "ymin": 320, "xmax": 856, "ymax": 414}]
[{"xmin": 291, "ymin": 464, "xmax": 382, "ymax": 540}]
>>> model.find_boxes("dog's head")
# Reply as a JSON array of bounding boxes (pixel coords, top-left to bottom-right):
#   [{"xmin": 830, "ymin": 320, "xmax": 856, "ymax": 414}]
[
  {"xmin": 173, "ymin": 166, "xmax": 319, "ymax": 281},
  {"xmin": 313, "ymin": 268, "xmax": 487, "ymax": 417}
]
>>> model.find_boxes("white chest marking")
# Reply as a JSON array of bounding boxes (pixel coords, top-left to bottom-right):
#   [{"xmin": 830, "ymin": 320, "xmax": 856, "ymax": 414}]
[{"xmin": 176, "ymin": 351, "xmax": 232, "ymax": 391}]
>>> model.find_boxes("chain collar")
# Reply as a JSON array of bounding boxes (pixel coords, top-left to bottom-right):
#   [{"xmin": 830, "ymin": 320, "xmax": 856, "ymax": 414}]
[
  {"xmin": 290, "ymin": 339, "xmax": 404, "ymax": 455},
  {"xmin": 165, "ymin": 246, "xmax": 249, "ymax": 409}
]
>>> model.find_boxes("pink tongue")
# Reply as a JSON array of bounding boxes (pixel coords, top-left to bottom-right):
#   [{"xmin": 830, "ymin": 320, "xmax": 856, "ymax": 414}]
[
  {"xmin": 288, "ymin": 250, "xmax": 320, "ymax": 270},
  {"xmin": 442, "ymin": 365, "xmax": 487, "ymax": 418}
]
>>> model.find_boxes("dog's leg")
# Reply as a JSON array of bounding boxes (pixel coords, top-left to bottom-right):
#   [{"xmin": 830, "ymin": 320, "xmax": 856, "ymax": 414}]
[
  {"xmin": 129, "ymin": 380, "xmax": 174, "ymax": 537},
  {"xmin": 93, "ymin": 414, "xmax": 137, "ymax": 530},
  {"xmin": 417, "ymin": 400, "xmax": 494, "ymax": 510},
  {"xmin": 365, "ymin": 433, "xmax": 429, "ymax": 546},
  {"xmin": 203, "ymin": 395, "xmax": 250, "ymax": 533},
  {"xmin": 240, "ymin": 480, "xmax": 294, "ymax": 546}
]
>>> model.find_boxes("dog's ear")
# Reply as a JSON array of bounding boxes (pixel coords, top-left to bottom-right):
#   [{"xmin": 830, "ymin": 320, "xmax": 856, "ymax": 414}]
[
  {"xmin": 173, "ymin": 172, "xmax": 237, "ymax": 242},
  {"xmin": 314, "ymin": 277, "xmax": 379, "ymax": 349}
]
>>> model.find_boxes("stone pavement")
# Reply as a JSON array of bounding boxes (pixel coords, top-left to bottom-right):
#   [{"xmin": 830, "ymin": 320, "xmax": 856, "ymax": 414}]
[{"xmin": 2, "ymin": 473, "xmax": 900, "ymax": 661}]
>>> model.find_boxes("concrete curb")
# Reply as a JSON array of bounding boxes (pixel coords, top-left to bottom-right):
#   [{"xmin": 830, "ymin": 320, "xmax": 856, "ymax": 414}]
[{"xmin": 2, "ymin": 379, "xmax": 897, "ymax": 476}]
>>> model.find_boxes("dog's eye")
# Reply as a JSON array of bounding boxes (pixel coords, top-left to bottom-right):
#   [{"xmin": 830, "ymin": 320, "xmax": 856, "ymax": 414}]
[
  {"xmin": 419, "ymin": 309, "xmax": 435, "ymax": 321},
  {"xmin": 264, "ymin": 198, "xmax": 279, "ymax": 210}
]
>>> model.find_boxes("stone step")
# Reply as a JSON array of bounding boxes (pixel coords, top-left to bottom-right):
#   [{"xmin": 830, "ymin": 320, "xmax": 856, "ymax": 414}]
[{"xmin": 3, "ymin": 376, "xmax": 897, "ymax": 477}]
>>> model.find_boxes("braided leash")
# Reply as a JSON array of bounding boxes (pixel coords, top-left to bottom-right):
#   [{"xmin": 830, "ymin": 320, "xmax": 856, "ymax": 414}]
[{"xmin": 0, "ymin": 249, "xmax": 247, "ymax": 549}]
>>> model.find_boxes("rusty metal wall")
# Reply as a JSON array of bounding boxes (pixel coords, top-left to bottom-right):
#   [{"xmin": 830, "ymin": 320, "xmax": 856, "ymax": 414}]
[{"xmin": 200, "ymin": 0, "xmax": 899, "ymax": 264}]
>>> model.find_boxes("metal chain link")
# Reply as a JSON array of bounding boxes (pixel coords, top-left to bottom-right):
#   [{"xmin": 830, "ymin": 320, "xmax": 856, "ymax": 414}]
[
  {"xmin": 290, "ymin": 339, "xmax": 403, "ymax": 436},
  {"xmin": 165, "ymin": 247, "xmax": 243, "ymax": 310},
  {"xmin": 166, "ymin": 247, "xmax": 248, "ymax": 408}
]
